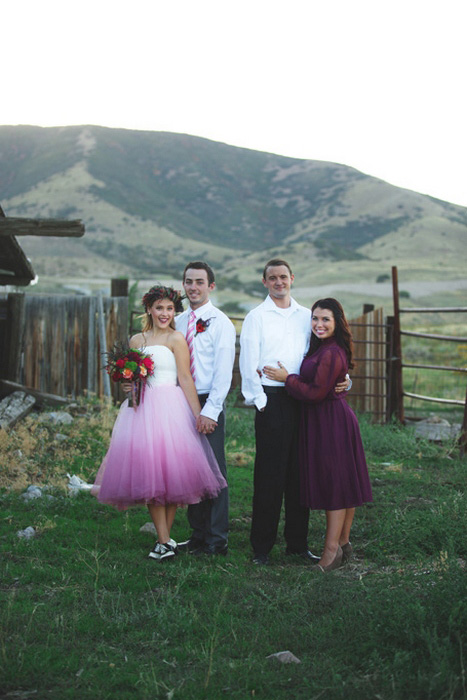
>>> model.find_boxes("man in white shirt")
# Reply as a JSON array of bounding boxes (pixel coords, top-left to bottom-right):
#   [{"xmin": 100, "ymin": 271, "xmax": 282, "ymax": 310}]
[
  {"xmin": 240, "ymin": 259, "xmax": 347, "ymax": 565},
  {"xmin": 176, "ymin": 261, "xmax": 236, "ymax": 555}
]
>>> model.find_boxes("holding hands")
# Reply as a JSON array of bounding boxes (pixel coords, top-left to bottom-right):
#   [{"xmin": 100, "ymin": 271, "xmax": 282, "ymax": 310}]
[{"xmin": 196, "ymin": 415, "xmax": 217, "ymax": 435}]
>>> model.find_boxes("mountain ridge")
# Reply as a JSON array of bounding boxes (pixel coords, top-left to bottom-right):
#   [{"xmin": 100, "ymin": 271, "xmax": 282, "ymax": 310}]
[{"xmin": 1, "ymin": 125, "xmax": 466, "ymax": 293}]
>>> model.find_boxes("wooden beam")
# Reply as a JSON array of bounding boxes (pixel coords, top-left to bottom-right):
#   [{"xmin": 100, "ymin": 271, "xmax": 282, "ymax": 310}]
[
  {"xmin": 0, "ymin": 218, "xmax": 85, "ymax": 237},
  {"xmin": 400, "ymin": 307, "xmax": 467, "ymax": 313},
  {"xmin": 402, "ymin": 362, "xmax": 467, "ymax": 373},
  {"xmin": 401, "ymin": 330, "xmax": 467, "ymax": 342},
  {"xmin": 0, "ymin": 379, "xmax": 71, "ymax": 407},
  {"xmin": 0, "ymin": 275, "xmax": 34, "ymax": 286},
  {"xmin": 403, "ymin": 390, "xmax": 465, "ymax": 406}
]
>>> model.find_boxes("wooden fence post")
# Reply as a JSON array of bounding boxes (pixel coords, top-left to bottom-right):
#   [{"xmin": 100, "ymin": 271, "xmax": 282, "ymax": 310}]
[
  {"xmin": 386, "ymin": 316, "xmax": 397, "ymax": 421},
  {"xmin": 391, "ymin": 266, "xmax": 404, "ymax": 422},
  {"xmin": 6, "ymin": 293, "xmax": 26, "ymax": 382},
  {"xmin": 111, "ymin": 278, "xmax": 129, "ymax": 297},
  {"xmin": 97, "ymin": 293, "xmax": 111, "ymax": 399},
  {"xmin": 87, "ymin": 297, "xmax": 97, "ymax": 396},
  {"xmin": 460, "ymin": 383, "xmax": 467, "ymax": 458}
]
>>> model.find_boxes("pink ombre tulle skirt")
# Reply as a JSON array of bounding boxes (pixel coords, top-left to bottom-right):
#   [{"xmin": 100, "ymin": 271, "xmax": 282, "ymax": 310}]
[{"xmin": 91, "ymin": 383, "xmax": 226, "ymax": 510}]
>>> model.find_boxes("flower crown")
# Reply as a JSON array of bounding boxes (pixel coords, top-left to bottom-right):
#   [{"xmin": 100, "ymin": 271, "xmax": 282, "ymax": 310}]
[{"xmin": 142, "ymin": 286, "xmax": 185, "ymax": 314}]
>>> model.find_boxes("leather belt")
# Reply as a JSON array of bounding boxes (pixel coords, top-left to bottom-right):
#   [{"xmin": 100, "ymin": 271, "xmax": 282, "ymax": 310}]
[{"xmin": 263, "ymin": 386, "xmax": 286, "ymax": 394}]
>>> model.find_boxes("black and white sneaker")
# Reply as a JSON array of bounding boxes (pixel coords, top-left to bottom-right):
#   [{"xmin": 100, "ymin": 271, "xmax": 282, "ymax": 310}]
[
  {"xmin": 159, "ymin": 539, "xmax": 178, "ymax": 561},
  {"xmin": 148, "ymin": 542, "xmax": 164, "ymax": 560},
  {"xmin": 149, "ymin": 538, "xmax": 178, "ymax": 562}
]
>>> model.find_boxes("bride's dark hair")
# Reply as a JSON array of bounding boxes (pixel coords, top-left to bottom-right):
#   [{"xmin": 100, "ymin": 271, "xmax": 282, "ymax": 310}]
[{"xmin": 306, "ymin": 298, "xmax": 354, "ymax": 369}]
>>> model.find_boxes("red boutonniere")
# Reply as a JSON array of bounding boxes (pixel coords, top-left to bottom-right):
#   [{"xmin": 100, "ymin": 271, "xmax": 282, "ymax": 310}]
[{"xmin": 195, "ymin": 318, "xmax": 211, "ymax": 336}]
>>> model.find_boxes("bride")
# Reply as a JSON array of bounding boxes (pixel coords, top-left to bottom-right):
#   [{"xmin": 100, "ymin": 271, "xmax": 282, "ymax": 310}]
[{"xmin": 91, "ymin": 285, "xmax": 226, "ymax": 562}]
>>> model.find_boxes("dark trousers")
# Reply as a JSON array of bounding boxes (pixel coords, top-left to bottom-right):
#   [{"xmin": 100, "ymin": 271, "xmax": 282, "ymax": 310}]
[
  {"xmin": 250, "ymin": 390, "xmax": 309, "ymax": 555},
  {"xmin": 187, "ymin": 397, "xmax": 229, "ymax": 547}
]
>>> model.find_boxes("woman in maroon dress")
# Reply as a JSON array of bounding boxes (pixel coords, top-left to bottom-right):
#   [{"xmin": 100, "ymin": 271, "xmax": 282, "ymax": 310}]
[{"xmin": 263, "ymin": 298, "xmax": 372, "ymax": 572}]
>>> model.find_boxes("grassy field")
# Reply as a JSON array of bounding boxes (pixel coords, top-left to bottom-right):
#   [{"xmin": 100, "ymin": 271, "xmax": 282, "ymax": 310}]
[{"xmin": 0, "ymin": 396, "xmax": 466, "ymax": 700}]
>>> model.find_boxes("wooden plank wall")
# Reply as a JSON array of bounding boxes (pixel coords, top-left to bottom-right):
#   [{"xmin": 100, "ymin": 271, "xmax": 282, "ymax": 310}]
[
  {"xmin": 6, "ymin": 295, "xmax": 128, "ymax": 400},
  {"xmin": 347, "ymin": 308, "xmax": 387, "ymax": 422}
]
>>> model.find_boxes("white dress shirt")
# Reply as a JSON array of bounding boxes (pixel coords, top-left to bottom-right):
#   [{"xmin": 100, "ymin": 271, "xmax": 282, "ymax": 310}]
[
  {"xmin": 176, "ymin": 300, "xmax": 236, "ymax": 422},
  {"xmin": 239, "ymin": 295, "xmax": 311, "ymax": 411}
]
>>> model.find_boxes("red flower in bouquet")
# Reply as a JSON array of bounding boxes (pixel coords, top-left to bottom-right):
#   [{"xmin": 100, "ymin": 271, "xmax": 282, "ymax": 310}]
[
  {"xmin": 103, "ymin": 343, "xmax": 155, "ymax": 408},
  {"xmin": 143, "ymin": 356, "xmax": 154, "ymax": 370}
]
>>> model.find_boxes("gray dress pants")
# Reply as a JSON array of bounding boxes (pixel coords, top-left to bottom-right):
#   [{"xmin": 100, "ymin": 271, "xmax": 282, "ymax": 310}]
[{"xmin": 187, "ymin": 397, "xmax": 229, "ymax": 548}]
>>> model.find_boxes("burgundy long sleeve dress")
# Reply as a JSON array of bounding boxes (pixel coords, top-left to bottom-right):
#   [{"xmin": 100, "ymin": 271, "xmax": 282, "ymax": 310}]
[{"xmin": 285, "ymin": 337, "xmax": 372, "ymax": 511}]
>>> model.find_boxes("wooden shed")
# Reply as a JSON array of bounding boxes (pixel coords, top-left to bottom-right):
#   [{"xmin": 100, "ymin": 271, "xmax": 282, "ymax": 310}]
[{"xmin": 0, "ymin": 204, "xmax": 85, "ymax": 286}]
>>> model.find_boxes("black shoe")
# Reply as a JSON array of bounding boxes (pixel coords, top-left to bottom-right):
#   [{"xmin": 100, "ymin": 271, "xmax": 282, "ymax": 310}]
[
  {"xmin": 252, "ymin": 553, "xmax": 269, "ymax": 566},
  {"xmin": 206, "ymin": 543, "xmax": 228, "ymax": 556},
  {"xmin": 178, "ymin": 537, "xmax": 204, "ymax": 554},
  {"xmin": 193, "ymin": 543, "xmax": 228, "ymax": 556},
  {"xmin": 285, "ymin": 548, "xmax": 320, "ymax": 563}
]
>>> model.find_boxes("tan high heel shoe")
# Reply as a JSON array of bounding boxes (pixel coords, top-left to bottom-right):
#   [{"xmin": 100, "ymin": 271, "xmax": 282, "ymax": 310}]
[
  {"xmin": 341, "ymin": 542, "xmax": 353, "ymax": 564},
  {"xmin": 312, "ymin": 545, "xmax": 343, "ymax": 573}
]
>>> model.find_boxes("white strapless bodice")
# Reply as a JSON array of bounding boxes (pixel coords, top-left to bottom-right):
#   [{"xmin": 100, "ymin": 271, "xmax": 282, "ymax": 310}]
[{"xmin": 142, "ymin": 345, "xmax": 177, "ymax": 387}]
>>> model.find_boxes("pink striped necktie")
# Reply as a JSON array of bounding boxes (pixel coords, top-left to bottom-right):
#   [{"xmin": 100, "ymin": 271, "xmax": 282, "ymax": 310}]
[{"xmin": 186, "ymin": 310, "xmax": 196, "ymax": 381}]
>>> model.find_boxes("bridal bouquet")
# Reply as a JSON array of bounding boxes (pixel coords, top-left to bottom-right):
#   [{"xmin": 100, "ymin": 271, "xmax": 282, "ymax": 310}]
[{"xmin": 104, "ymin": 343, "xmax": 155, "ymax": 408}]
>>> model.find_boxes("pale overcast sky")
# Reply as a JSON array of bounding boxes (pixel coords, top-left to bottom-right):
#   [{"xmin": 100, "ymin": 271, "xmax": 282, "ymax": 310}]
[{"xmin": 2, "ymin": 0, "xmax": 467, "ymax": 207}]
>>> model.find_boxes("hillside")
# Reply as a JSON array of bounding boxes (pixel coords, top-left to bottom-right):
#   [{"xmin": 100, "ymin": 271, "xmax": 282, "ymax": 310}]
[{"xmin": 1, "ymin": 125, "xmax": 466, "ymax": 311}]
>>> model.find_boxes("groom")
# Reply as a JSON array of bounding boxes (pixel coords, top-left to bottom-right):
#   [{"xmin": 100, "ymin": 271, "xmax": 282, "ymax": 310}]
[{"xmin": 175, "ymin": 261, "xmax": 236, "ymax": 555}]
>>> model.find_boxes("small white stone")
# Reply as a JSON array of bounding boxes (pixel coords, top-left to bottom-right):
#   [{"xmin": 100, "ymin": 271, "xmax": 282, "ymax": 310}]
[
  {"xmin": 17, "ymin": 526, "xmax": 36, "ymax": 539},
  {"xmin": 41, "ymin": 411, "xmax": 74, "ymax": 425},
  {"xmin": 67, "ymin": 474, "xmax": 93, "ymax": 491},
  {"xmin": 139, "ymin": 522, "xmax": 157, "ymax": 535},
  {"xmin": 21, "ymin": 486, "xmax": 42, "ymax": 501},
  {"xmin": 266, "ymin": 651, "xmax": 301, "ymax": 664}
]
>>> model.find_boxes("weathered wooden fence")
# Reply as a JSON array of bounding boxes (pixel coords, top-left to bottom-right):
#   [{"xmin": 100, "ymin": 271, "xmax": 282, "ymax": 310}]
[{"xmin": 0, "ymin": 293, "xmax": 128, "ymax": 401}]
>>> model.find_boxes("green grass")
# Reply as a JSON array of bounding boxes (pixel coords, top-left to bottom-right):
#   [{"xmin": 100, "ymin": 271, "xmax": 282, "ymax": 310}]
[{"xmin": 0, "ymin": 397, "xmax": 466, "ymax": 699}]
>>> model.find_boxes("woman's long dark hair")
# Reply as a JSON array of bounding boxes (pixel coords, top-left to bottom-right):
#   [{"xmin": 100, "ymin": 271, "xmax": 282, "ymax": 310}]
[{"xmin": 306, "ymin": 298, "xmax": 354, "ymax": 369}]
